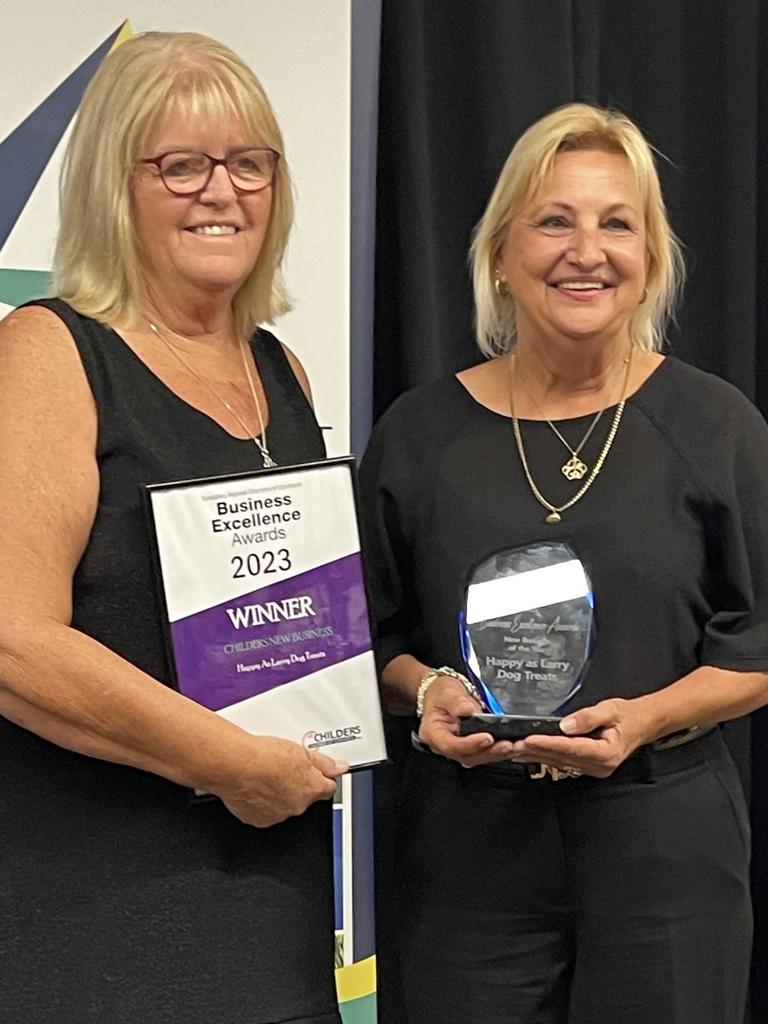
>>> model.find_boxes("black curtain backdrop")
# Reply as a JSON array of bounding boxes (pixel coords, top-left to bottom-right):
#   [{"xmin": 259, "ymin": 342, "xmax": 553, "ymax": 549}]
[{"xmin": 373, "ymin": 1, "xmax": 768, "ymax": 1019}]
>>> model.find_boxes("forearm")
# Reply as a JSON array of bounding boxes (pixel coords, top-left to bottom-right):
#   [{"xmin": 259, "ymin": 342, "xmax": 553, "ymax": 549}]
[
  {"xmin": 0, "ymin": 614, "xmax": 258, "ymax": 794},
  {"xmin": 630, "ymin": 665, "xmax": 768, "ymax": 743},
  {"xmin": 511, "ymin": 665, "xmax": 768, "ymax": 778},
  {"xmin": 380, "ymin": 653, "xmax": 432, "ymax": 714}
]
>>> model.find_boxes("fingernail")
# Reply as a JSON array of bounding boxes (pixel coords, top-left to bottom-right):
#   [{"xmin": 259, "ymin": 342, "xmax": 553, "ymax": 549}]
[
  {"xmin": 560, "ymin": 717, "xmax": 578, "ymax": 734},
  {"xmin": 482, "ymin": 736, "xmax": 494, "ymax": 747}
]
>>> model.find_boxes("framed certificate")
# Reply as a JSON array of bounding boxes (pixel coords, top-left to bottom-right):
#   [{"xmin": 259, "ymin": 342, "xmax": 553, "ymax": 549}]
[{"xmin": 145, "ymin": 458, "xmax": 387, "ymax": 769}]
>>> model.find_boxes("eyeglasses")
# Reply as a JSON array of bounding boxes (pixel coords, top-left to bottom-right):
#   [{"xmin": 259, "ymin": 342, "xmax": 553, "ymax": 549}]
[{"xmin": 139, "ymin": 148, "xmax": 280, "ymax": 195}]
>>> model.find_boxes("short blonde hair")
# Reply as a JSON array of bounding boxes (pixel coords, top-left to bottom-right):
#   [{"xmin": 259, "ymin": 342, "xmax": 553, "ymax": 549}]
[
  {"xmin": 54, "ymin": 31, "xmax": 293, "ymax": 336},
  {"xmin": 470, "ymin": 103, "xmax": 685, "ymax": 357}
]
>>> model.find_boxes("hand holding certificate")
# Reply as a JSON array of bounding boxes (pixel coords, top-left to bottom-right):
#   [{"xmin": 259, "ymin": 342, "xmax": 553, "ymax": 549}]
[
  {"xmin": 146, "ymin": 458, "xmax": 387, "ymax": 772},
  {"xmin": 214, "ymin": 734, "xmax": 347, "ymax": 827}
]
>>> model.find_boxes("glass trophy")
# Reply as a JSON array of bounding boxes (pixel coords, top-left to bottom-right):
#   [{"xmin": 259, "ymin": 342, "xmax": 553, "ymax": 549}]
[{"xmin": 457, "ymin": 541, "xmax": 594, "ymax": 740}]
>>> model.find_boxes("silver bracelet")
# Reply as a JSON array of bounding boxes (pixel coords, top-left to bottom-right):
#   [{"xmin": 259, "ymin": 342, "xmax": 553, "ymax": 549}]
[{"xmin": 416, "ymin": 665, "xmax": 484, "ymax": 717}]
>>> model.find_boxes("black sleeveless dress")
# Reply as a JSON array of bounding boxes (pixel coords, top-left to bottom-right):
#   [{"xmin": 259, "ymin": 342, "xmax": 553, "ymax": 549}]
[{"xmin": 0, "ymin": 300, "xmax": 341, "ymax": 1024}]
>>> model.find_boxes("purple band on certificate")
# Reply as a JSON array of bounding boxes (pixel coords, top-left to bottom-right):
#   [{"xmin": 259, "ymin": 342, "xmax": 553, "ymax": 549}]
[{"xmin": 171, "ymin": 552, "xmax": 371, "ymax": 711}]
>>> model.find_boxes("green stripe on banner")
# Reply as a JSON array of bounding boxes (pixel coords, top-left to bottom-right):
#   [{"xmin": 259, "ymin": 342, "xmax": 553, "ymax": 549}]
[
  {"xmin": 0, "ymin": 269, "xmax": 52, "ymax": 307},
  {"xmin": 340, "ymin": 992, "xmax": 377, "ymax": 1024}
]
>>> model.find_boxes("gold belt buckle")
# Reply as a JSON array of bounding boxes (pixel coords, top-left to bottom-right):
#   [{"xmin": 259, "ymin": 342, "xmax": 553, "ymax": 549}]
[{"xmin": 528, "ymin": 762, "xmax": 583, "ymax": 781}]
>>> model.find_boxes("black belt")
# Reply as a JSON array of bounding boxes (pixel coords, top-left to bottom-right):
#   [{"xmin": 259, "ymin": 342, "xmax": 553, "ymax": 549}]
[{"xmin": 411, "ymin": 725, "xmax": 718, "ymax": 784}]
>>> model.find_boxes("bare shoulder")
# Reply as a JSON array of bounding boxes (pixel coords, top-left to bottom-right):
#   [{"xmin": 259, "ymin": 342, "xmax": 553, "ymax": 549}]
[
  {"xmin": 0, "ymin": 305, "xmax": 90, "ymax": 384},
  {"xmin": 279, "ymin": 340, "xmax": 314, "ymax": 406},
  {"xmin": 0, "ymin": 304, "xmax": 99, "ymax": 620},
  {"xmin": 0, "ymin": 304, "xmax": 96, "ymax": 420},
  {"xmin": 0, "ymin": 302, "xmax": 71, "ymax": 340}
]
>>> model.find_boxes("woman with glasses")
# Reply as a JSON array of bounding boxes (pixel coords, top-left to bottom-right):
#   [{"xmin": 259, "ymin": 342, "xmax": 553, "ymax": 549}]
[{"xmin": 0, "ymin": 32, "xmax": 344, "ymax": 1024}]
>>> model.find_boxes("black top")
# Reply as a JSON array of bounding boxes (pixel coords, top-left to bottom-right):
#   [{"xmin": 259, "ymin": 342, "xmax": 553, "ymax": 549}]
[
  {"xmin": 0, "ymin": 300, "xmax": 340, "ymax": 1024},
  {"xmin": 359, "ymin": 357, "xmax": 768, "ymax": 708}
]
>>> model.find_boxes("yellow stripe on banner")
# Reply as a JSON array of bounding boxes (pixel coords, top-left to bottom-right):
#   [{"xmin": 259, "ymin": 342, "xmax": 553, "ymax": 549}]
[
  {"xmin": 335, "ymin": 955, "xmax": 376, "ymax": 1003},
  {"xmin": 110, "ymin": 20, "xmax": 134, "ymax": 51}
]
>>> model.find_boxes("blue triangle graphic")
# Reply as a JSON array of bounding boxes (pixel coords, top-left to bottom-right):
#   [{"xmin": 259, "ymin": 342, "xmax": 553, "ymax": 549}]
[{"xmin": 0, "ymin": 23, "xmax": 125, "ymax": 251}]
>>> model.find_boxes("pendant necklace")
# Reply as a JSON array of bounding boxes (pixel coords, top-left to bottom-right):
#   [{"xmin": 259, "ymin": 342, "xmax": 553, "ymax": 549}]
[
  {"xmin": 514, "ymin": 401, "xmax": 606, "ymax": 481},
  {"xmin": 516, "ymin": 349, "xmax": 629, "ymax": 480},
  {"xmin": 147, "ymin": 320, "xmax": 277, "ymax": 469},
  {"xmin": 549, "ymin": 412, "xmax": 605, "ymax": 480},
  {"xmin": 509, "ymin": 347, "xmax": 633, "ymax": 524}
]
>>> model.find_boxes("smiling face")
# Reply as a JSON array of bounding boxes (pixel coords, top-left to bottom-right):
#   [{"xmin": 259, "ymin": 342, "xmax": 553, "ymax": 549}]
[
  {"xmin": 132, "ymin": 110, "xmax": 273, "ymax": 305},
  {"xmin": 498, "ymin": 149, "xmax": 648, "ymax": 347}
]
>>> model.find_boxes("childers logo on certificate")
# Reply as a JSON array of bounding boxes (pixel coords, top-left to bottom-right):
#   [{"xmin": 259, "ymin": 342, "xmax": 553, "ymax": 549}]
[{"xmin": 145, "ymin": 458, "xmax": 387, "ymax": 769}]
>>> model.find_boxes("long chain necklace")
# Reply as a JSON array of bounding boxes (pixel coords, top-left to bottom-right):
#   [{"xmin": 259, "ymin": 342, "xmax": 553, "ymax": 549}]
[
  {"xmin": 147, "ymin": 320, "xmax": 277, "ymax": 468},
  {"xmin": 509, "ymin": 347, "xmax": 633, "ymax": 524}
]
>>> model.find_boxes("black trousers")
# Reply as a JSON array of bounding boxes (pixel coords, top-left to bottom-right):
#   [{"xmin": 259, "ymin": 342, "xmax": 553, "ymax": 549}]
[{"xmin": 392, "ymin": 730, "xmax": 751, "ymax": 1024}]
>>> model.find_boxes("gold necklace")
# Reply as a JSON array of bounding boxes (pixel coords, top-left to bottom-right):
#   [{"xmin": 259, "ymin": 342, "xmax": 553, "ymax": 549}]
[
  {"xmin": 147, "ymin": 320, "xmax": 277, "ymax": 468},
  {"xmin": 516, "ymin": 348, "xmax": 629, "ymax": 480},
  {"xmin": 509, "ymin": 348, "xmax": 633, "ymax": 524},
  {"xmin": 528, "ymin": 401, "xmax": 605, "ymax": 481}
]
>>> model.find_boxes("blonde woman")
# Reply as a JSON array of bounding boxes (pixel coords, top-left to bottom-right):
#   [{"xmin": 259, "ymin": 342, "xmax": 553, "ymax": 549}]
[
  {"xmin": 361, "ymin": 104, "xmax": 768, "ymax": 1023},
  {"xmin": 0, "ymin": 32, "xmax": 345, "ymax": 1024}
]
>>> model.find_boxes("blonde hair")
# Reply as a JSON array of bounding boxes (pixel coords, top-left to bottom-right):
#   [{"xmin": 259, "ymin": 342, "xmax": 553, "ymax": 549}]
[
  {"xmin": 54, "ymin": 31, "xmax": 293, "ymax": 336},
  {"xmin": 470, "ymin": 103, "xmax": 685, "ymax": 357}
]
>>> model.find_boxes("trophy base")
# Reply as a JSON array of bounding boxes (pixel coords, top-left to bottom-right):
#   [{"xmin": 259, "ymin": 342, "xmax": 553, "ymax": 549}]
[{"xmin": 458, "ymin": 714, "xmax": 564, "ymax": 740}]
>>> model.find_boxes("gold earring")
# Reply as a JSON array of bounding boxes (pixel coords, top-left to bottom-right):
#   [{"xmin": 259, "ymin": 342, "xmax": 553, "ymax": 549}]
[{"xmin": 495, "ymin": 277, "xmax": 509, "ymax": 298}]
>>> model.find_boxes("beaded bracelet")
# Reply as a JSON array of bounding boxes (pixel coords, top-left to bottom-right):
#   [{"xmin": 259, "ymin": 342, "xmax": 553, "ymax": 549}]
[{"xmin": 415, "ymin": 665, "xmax": 484, "ymax": 717}]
